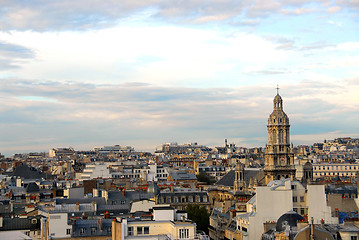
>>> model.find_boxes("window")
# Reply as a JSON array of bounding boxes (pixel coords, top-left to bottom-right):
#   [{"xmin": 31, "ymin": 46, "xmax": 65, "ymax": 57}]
[
  {"xmin": 128, "ymin": 227, "xmax": 133, "ymax": 236},
  {"xmin": 107, "ymin": 227, "xmax": 111, "ymax": 233},
  {"xmin": 80, "ymin": 228, "xmax": 85, "ymax": 235},
  {"xmin": 91, "ymin": 227, "xmax": 97, "ymax": 234},
  {"xmin": 291, "ymin": 185, "xmax": 296, "ymax": 190},
  {"xmin": 293, "ymin": 208, "xmax": 298, "ymax": 213},
  {"xmin": 144, "ymin": 226, "xmax": 149, "ymax": 234},
  {"xmin": 300, "ymin": 208, "xmax": 305, "ymax": 215},
  {"xmin": 66, "ymin": 229, "xmax": 71, "ymax": 235},
  {"xmin": 351, "ymin": 236, "xmax": 357, "ymax": 240},
  {"xmin": 300, "ymin": 196, "xmax": 304, "ymax": 202},
  {"xmin": 179, "ymin": 229, "xmax": 189, "ymax": 239},
  {"xmin": 293, "ymin": 196, "xmax": 297, "ymax": 202},
  {"xmin": 137, "ymin": 226, "xmax": 143, "ymax": 235}
]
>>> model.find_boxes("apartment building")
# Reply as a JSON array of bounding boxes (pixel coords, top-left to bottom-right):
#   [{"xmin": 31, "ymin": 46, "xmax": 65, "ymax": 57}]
[{"xmin": 313, "ymin": 163, "xmax": 359, "ymax": 178}]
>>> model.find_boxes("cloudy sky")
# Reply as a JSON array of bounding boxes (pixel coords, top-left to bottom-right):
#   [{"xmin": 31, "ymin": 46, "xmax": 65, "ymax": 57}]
[{"xmin": 0, "ymin": 0, "xmax": 359, "ymax": 156}]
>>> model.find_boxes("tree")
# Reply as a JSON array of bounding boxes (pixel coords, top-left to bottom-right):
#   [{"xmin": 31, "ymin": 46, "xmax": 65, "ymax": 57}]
[
  {"xmin": 185, "ymin": 204, "xmax": 210, "ymax": 234},
  {"xmin": 196, "ymin": 172, "xmax": 215, "ymax": 185}
]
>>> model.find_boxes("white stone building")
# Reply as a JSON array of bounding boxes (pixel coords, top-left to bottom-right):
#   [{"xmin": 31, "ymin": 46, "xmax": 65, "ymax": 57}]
[
  {"xmin": 81, "ymin": 162, "xmax": 112, "ymax": 180},
  {"xmin": 313, "ymin": 163, "xmax": 359, "ymax": 178},
  {"xmin": 236, "ymin": 179, "xmax": 338, "ymax": 240}
]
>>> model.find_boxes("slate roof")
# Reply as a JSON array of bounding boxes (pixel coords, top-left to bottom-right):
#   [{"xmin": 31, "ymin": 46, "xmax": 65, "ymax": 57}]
[
  {"xmin": 0, "ymin": 216, "xmax": 41, "ymax": 231},
  {"xmin": 0, "ymin": 204, "xmax": 12, "ymax": 215},
  {"xmin": 55, "ymin": 197, "xmax": 106, "ymax": 205},
  {"xmin": 108, "ymin": 191, "xmax": 127, "ymax": 201},
  {"xmin": 97, "ymin": 204, "xmax": 129, "ymax": 211},
  {"xmin": 215, "ymin": 169, "xmax": 262, "ymax": 187},
  {"xmin": 125, "ymin": 191, "xmax": 155, "ymax": 201},
  {"xmin": 26, "ymin": 182, "xmax": 40, "ymax": 193},
  {"xmin": 72, "ymin": 219, "xmax": 113, "ymax": 237},
  {"xmin": 169, "ymin": 172, "xmax": 197, "ymax": 181},
  {"xmin": 53, "ymin": 203, "xmax": 95, "ymax": 213},
  {"xmin": 210, "ymin": 207, "xmax": 230, "ymax": 221},
  {"xmin": 9, "ymin": 165, "xmax": 54, "ymax": 179}
]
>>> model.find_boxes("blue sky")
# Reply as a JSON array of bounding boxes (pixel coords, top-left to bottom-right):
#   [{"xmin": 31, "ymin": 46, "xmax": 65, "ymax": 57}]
[{"xmin": 0, "ymin": 0, "xmax": 359, "ymax": 156}]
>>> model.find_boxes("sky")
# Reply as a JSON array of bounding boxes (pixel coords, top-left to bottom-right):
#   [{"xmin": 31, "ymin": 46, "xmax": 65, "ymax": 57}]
[{"xmin": 0, "ymin": 0, "xmax": 359, "ymax": 156}]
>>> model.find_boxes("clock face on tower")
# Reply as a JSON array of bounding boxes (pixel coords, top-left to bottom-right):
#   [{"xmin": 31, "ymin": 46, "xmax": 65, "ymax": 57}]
[{"xmin": 280, "ymin": 157, "xmax": 285, "ymax": 165}]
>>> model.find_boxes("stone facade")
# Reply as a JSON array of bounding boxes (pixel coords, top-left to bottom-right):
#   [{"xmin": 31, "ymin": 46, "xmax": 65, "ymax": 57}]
[{"xmin": 264, "ymin": 92, "xmax": 296, "ymax": 184}]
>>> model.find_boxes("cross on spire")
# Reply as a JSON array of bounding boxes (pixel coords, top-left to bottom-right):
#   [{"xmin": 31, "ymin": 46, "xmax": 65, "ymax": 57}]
[{"xmin": 276, "ymin": 84, "xmax": 280, "ymax": 95}]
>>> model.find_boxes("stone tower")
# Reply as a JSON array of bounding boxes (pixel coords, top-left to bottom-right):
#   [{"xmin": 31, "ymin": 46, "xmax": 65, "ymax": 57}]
[
  {"xmin": 264, "ymin": 91, "xmax": 296, "ymax": 185},
  {"xmin": 302, "ymin": 161, "xmax": 313, "ymax": 184},
  {"xmin": 234, "ymin": 161, "xmax": 246, "ymax": 192}
]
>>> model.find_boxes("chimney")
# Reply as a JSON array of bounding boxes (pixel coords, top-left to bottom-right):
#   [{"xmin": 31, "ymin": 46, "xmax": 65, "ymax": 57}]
[
  {"xmin": 92, "ymin": 201, "xmax": 97, "ymax": 211},
  {"xmin": 320, "ymin": 219, "xmax": 325, "ymax": 228},
  {"xmin": 76, "ymin": 202, "xmax": 79, "ymax": 211},
  {"xmin": 230, "ymin": 210, "xmax": 236, "ymax": 219},
  {"xmin": 122, "ymin": 188, "xmax": 126, "ymax": 197},
  {"xmin": 98, "ymin": 218, "xmax": 103, "ymax": 231},
  {"xmin": 310, "ymin": 218, "xmax": 314, "ymax": 240},
  {"xmin": 0, "ymin": 215, "xmax": 3, "ymax": 228}
]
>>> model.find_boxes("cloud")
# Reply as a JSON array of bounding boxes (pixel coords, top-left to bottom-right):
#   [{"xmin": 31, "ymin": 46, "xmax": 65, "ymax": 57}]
[
  {"xmin": 327, "ymin": 6, "xmax": 341, "ymax": 13},
  {"xmin": 280, "ymin": 7, "xmax": 317, "ymax": 15},
  {"xmin": 243, "ymin": 69, "xmax": 291, "ymax": 75},
  {"xmin": 0, "ymin": 0, "xmax": 354, "ymax": 31},
  {"xmin": 0, "ymin": 78, "xmax": 358, "ymax": 156},
  {"xmin": 0, "ymin": 41, "xmax": 35, "ymax": 70}
]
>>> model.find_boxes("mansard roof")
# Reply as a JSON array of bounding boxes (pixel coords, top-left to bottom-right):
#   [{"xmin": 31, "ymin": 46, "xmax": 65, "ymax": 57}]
[{"xmin": 215, "ymin": 169, "xmax": 261, "ymax": 187}]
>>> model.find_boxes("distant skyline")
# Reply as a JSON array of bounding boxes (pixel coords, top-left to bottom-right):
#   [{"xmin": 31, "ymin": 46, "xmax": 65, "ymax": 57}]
[{"xmin": 1, "ymin": 1, "xmax": 359, "ymax": 156}]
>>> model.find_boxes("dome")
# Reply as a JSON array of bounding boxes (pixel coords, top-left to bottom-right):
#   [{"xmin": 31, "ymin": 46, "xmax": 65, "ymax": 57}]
[
  {"xmin": 275, "ymin": 211, "xmax": 305, "ymax": 232},
  {"xmin": 303, "ymin": 161, "xmax": 313, "ymax": 170}
]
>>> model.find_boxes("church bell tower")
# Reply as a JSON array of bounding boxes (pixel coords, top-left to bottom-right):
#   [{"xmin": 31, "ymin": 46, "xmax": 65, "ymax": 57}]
[
  {"xmin": 264, "ymin": 88, "xmax": 296, "ymax": 184},
  {"xmin": 234, "ymin": 162, "xmax": 246, "ymax": 192}
]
